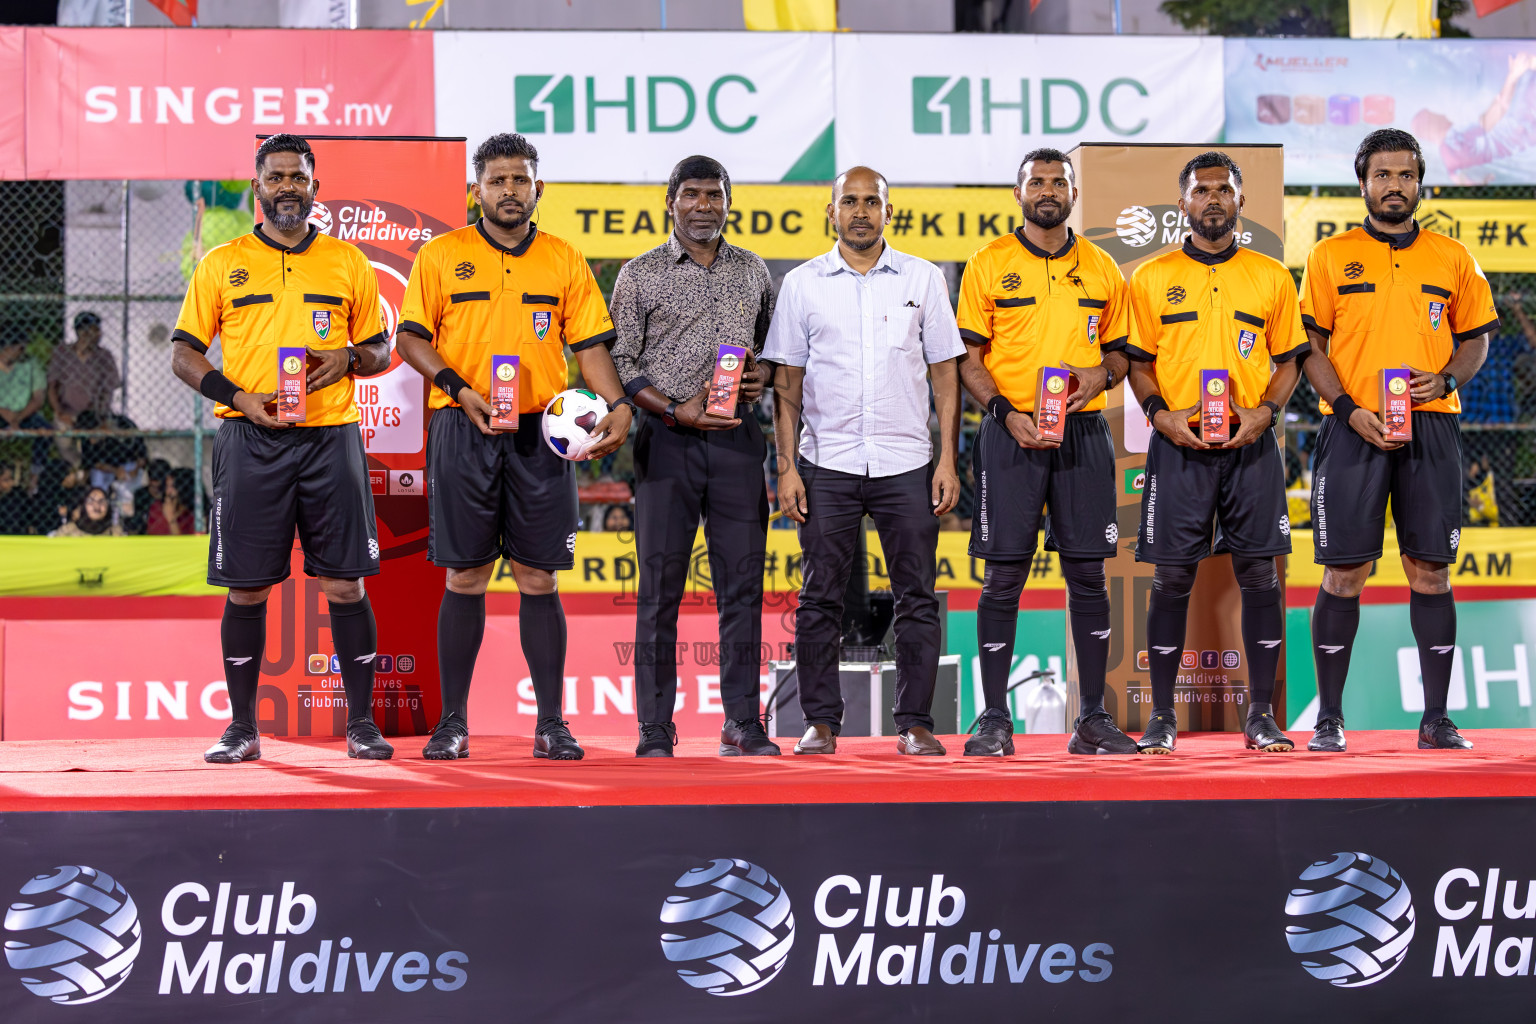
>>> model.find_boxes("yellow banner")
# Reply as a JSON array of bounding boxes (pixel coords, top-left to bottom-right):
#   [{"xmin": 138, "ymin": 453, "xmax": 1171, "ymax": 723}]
[
  {"xmin": 2, "ymin": 529, "xmax": 1533, "ymax": 598},
  {"xmin": 535, "ymin": 184, "xmax": 1022, "ymax": 263},
  {"xmin": 1284, "ymin": 196, "xmax": 1536, "ymax": 272}
]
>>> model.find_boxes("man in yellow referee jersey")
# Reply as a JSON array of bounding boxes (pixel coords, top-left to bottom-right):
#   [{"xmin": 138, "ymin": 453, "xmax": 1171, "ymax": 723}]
[
  {"xmin": 1125, "ymin": 151, "xmax": 1309, "ymax": 755},
  {"xmin": 1299, "ymin": 129, "xmax": 1498, "ymax": 752},
  {"xmin": 955, "ymin": 147, "xmax": 1135, "ymax": 757},
  {"xmin": 396, "ymin": 134, "xmax": 633, "ymax": 762},
  {"xmin": 172, "ymin": 134, "xmax": 394, "ymax": 764}
]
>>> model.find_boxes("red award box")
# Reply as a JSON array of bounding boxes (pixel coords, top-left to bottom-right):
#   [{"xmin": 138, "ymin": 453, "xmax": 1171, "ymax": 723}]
[
  {"xmin": 1380, "ymin": 367, "xmax": 1412, "ymax": 442},
  {"xmin": 490, "ymin": 354, "xmax": 520, "ymax": 431},
  {"xmin": 1034, "ymin": 367, "xmax": 1073, "ymax": 442},
  {"xmin": 706, "ymin": 344, "xmax": 748, "ymax": 417},
  {"xmin": 277, "ymin": 347, "xmax": 306, "ymax": 423},
  {"xmin": 1199, "ymin": 369, "xmax": 1231, "ymax": 443}
]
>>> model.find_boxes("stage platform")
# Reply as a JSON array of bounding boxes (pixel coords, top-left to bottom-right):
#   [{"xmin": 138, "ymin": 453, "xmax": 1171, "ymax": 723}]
[{"xmin": 0, "ymin": 730, "xmax": 1531, "ymax": 811}]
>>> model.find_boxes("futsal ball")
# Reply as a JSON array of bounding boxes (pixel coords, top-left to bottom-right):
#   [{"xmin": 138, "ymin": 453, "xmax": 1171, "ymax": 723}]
[{"xmin": 541, "ymin": 388, "xmax": 609, "ymax": 460}]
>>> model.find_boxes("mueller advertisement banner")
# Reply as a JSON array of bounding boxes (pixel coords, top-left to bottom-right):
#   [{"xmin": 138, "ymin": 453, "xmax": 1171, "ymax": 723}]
[
  {"xmin": 432, "ymin": 30, "xmax": 836, "ymax": 183},
  {"xmin": 1226, "ymin": 38, "xmax": 1536, "ymax": 185},
  {"xmin": 1065, "ymin": 143, "xmax": 1287, "ymax": 732},
  {"xmin": 23, "ymin": 29, "xmax": 435, "ymax": 180},
  {"xmin": 832, "ymin": 34, "xmax": 1225, "ymax": 186},
  {"xmin": 0, "ymin": 28, "xmax": 24, "ymax": 179},
  {"xmin": 1, "ymin": 799, "xmax": 1535, "ymax": 1021}
]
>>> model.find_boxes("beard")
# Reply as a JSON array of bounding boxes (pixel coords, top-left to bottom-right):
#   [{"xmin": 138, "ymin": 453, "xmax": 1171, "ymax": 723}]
[
  {"xmin": 483, "ymin": 199, "xmax": 533, "ymax": 232},
  {"xmin": 836, "ymin": 223, "xmax": 881, "ymax": 251},
  {"xmin": 1365, "ymin": 187, "xmax": 1418, "ymax": 225},
  {"xmin": 1023, "ymin": 197, "xmax": 1072, "ymax": 230},
  {"xmin": 258, "ymin": 191, "xmax": 313, "ymax": 233},
  {"xmin": 1191, "ymin": 207, "xmax": 1238, "ymax": 242}
]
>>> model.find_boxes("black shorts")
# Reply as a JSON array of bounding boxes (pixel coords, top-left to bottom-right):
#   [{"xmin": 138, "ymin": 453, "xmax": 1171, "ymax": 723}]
[
  {"xmin": 426, "ymin": 406, "xmax": 578, "ymax": 571},
  {"xmin": 208, "ymin": 419, "xmax": 379, "ymax": 587},
  {"xmin": 969, "ymin": 412, "xmax": 1117, "ymax": 561},
  {"xmin": 1310, "ymin": 410, "xmax": 1463, "ymax": 565},
  {"xmin": 1136, "ymin": 428, "xmax": 1290, "ymax": 565}
]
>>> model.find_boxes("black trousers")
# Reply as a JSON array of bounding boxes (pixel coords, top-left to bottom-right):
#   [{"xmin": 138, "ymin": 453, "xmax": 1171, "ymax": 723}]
[
  {"xmin": 633, "ymin": 410, "xmax": 769, "ymax": 724},
  {"xmin": 795, "ymin": 460, "xmax": 942, "ymax": 733}
]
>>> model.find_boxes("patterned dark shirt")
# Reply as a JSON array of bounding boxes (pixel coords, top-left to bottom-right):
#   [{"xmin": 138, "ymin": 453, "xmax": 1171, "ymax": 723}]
[{"xmin": 610, "ymin": 234, "xmax": 774, "ymax": 401}]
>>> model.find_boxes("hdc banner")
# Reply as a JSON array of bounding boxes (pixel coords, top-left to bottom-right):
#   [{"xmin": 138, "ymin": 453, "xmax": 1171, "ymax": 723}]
[{"xmin": 261, "ymin": 135, "xmax": 466, "ymax": 738}]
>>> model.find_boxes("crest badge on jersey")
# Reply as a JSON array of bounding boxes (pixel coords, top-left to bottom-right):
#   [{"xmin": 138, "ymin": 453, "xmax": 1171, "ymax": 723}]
[
  {"xmin": 312, "ymin": 310, "xmax": 331, "ymax": 341},
  {"xmin": 1087, "ymin": 314, "xmax": 1100, "ymax": 344},
  {"xmin": 532, "ymin": 310, "xmax": 552, "ymax": 341},
  {"xmin": 1428, "ymin": 301, "xmax": 1445, "ymax": 331},
  {"xmin": 1237, "ymin": 329, "xmax": 1257, "ymax": 359}
]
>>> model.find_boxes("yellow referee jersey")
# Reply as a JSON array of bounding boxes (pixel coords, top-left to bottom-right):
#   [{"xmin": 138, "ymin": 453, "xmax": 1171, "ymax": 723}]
[
  {"xmin": 957, "ymin": 229, "xmax": 1128, "ymax": 413},
  {"xmin": 399, "ymin": 222, "xmax": 615, "ymax": 413},
  {"xmin": 1127, "ymin": 240, "xmax": 1308, "ymax": 410},
  {"xmin": 173, "ymin": 226, "xmax": 384, "ymax": 426},
  {"xmin": 1299, "ymin": 221, "xmax": 1498, "ymax": 415}
]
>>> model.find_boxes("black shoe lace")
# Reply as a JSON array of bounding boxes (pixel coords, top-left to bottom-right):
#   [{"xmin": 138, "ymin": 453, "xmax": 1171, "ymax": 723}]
[
  {"xmin": 1315, "ymin": 715, "xmax": 1345, "ymax": 730},
  {"xmin": 734, "ymin": 714, "xmax": 771, "ymax": 739},
  {"xmin": 1426, "ymin": 716, "xmax": 1457, "ymax": 732},
  {"xmin": 641, "ymin": 723, "xmax": 678, "ymax": 747},
  {"xmin": 431, "ymin": 713, "xmax": 467, "ymax": 740},
  {"xmin": 976, "ymin": 708, "xmax": 1011, "ymax": 733},
  {"xmin": 539, "ymin": 718, "xmax": 574, "ymax": 741},
  {"xmin": 1078, "ymin": 709, "xmax": 1115, "ymax": 728}
]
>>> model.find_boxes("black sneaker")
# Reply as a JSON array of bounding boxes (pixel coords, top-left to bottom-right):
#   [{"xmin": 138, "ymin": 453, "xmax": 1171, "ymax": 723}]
[
  {"xmin": 1136, "ymin": 713, "xmax": 1178, "ymax": 754},
  {"xmin": 1308, "ymin": 715, "xmax": 1347, "ymax": 752},
  {"xmin": 720, "ymin": 716, "xmax": 781, "ymax": 756},
  {"xmin": 346, "ymin": 719, "xmax": 395, "ymax": 760},
  {"xmin": 1067, "ymin": 710, "xmax": 1137, "ymax": 755},
  {"xmin": 533, "ymin": 719, "xmax": 585, "ymax": 760},
  {"xmin": 1419, "ymin": 717, "xmax": 1474, "ymax": 750},
  {"xmin": 422, "ymin": 713, "xmax": 469, "ymax": 760},
  {"xmin": 636, "ymin": 722, "xmax": 678, "ymax": 758},
  {"xmin": 963, "ymin": 707, "xmax": 1015, "ymax": 756},
  {"xmin": 1243, "ymin": 703, "xmax": 1294, "ymax": 752},
  {"xmin": 204, "ymin": 723, "xmax": 261, "ymax": 764}
]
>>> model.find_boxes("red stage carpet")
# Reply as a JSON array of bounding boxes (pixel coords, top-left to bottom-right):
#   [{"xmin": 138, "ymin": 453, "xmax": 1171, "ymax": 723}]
[{"xmin": 0, "ymin": 730, "xmax": 1531, "ymax": 811}]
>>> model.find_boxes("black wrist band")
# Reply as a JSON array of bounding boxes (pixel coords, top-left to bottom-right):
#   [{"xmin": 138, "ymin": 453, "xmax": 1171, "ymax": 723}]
[
  {"xmin": 611, "ymin": 396, "xmax": 636, "ymax": 413},
  {"xmin": 347, "ymin": 347, "xmax": 360, "ymax": 373},
  {"xmin": 1142, "ymin": 395, "xmax": 1169, "ymax": 420},
  {"xmin": 988, "ymin": 395, "xmax": 1018, "ymax": 423},
  {"xmin": 1260, "ymin": 400, "xmax": 1280, "ymax": 428},
  {"xmin": 1441, "ymin": 372, "xmax": 1459, "ymax": 394},
  {"xmin": 199, "ymin": 371, "xmax": 241, "ymax": 407},
  {"xmin": 434, "ymin": 368, "xmax": 471, "ymax": 402},
  {"xmin": 1330, "ymin": 394, "xmax": 1360, "ymax": 420},
  {"xmin": 1103, "ymin": 365, "xmax": 1118, "ymax": 391}
]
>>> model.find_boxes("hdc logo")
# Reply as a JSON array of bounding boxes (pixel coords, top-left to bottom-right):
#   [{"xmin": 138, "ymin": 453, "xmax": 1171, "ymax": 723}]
[
  {"xmin": 910, "ymin": 75, "xmax": 1151, "ymax": 136},
  {"xmin": 513, "ymin": 75, "xmax": 759, "ymax": 135}
]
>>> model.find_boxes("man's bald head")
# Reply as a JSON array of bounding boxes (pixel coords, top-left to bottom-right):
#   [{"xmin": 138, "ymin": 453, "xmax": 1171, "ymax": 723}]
[{"xmin": 832, "ymin": 166, "xmax": 889, "ymax": 203}]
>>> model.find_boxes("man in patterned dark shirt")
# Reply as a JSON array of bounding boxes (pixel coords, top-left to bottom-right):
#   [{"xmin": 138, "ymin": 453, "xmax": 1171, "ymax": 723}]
[{"xmin": 610, "ymin": 154, "xmax": 777, "ymax": 758}]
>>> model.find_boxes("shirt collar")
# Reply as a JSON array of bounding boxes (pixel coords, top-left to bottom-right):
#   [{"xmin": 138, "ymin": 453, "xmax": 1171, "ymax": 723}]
[
  {"xmin": 666, "ymin": 232, "xmax": 735, "ymax": 265},
  {"xmin": 1363, "ymin": 217, "xmax": 1420, "ymax": 249},
  {"xmin": 254, "ymin": 223, "xmax": 318, "ymax": 255},
  {"xmin": 1014, "ymin": 227, "xmax": 1076, "ymax": 260},
  {"xmin": 822, "ymin": 240, "xmax": 900, "ymax": 277},
  {"xmin": 476, "ymin": 218, "xmax": 538, "ymax": 257},
  {"xmin": 1181, "ymin": 236, "xmax": 1239, "ymax": 266}
]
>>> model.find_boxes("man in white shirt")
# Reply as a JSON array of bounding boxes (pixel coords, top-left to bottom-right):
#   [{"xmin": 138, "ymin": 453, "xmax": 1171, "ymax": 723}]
[{"xmin": 762, "ymin": 166, "xmax": 965, "ymax": 756}]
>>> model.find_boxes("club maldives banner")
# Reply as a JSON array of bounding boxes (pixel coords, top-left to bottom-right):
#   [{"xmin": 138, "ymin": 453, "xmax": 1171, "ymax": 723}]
[
  {"xmin": 1, "ymin": 801, "xmax": 1535, "ymax": 1021},
  {"xmin": 1226, "ymin": 38, "xmax": 1536, "ymax": 185}
]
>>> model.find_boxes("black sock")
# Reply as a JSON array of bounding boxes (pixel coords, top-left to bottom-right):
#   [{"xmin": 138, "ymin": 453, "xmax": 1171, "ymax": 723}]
[
  {"xmin": 1068, "ymin": 590, "xmax": 1112, "ymax": 716},
  {"xmin": 1147, "ymin": 587, "xmax": 1190, "ymax": 715},
  {"xmin": 1311, "ymin": 589, "xmax": 1360, "ymax": 721},
  {"xmin": 437, "ymin": 589, "xmax": 486, "ymax": 723},
  {"xmin": 976, "ymin": 595, "xmax": 1019, "ymax": 713},
  {"xmin": 1410, "ymin": 589, "xmax": 1456, "ymax": 723},
  {"xmin": 328, "ymin": 595, "xmax": 378, "ymax": 726},
  {"xmin": 1240, "ymin": 583, "xmax": 1284, "ymax": 708},
  {"xmin": 520, "ymin": 592, "xmax": 567, "ymax": 724},
  {"xmin": 221, "ymin": 598, "xmax": 266, "ymax": 729}
]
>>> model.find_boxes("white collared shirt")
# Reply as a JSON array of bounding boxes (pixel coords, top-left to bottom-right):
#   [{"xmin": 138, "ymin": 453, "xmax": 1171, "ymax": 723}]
[{"xmin": 762, "ymin": 242, "xmax": 964, "ymax": 477}]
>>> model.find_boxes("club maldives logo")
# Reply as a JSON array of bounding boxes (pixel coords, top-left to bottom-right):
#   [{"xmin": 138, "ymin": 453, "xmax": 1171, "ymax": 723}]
[
  {"xmin": 660, "ymin": 859, "xmax": 795, "ymax": 996},
  {"xmin": 4, "ymin": 866, "xmax": 142, "ymax": 1005},
  {"xmin": 1284, "ymin": 852, "xmax": 1415, "ymax": 988},
  {"xmin": 1114, "ymin": 206, "xmax": 1157, "ymax": 247}
]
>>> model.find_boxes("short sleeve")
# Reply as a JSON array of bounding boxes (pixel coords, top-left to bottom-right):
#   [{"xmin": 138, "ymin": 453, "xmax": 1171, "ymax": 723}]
[
  {"xmin": 761, "ymin": 273, "xmax": 808, "ymax": 367},
  {"xmin": 1124, "ymin": 266, "xmax": 1159, "ymax": 362},
  {"xmin": 955, "ymin": 253, "xmax": 993, "ymax": 346},
  {"xmin": 1298, "ymin": 245, "xmax": 1335, "ymax": 339},
  {"xmin": 1098, "ymin": 257, "xmax": 1130, "ymax": 352},
  {"xmin": 397, "ymin": 243, "xmax": 443, "ymax": 343},
  {"xmin": 348, "ymin": 249, "xmax": 387, "ymax": 347},
  {"xmin": 1267, "ymin": 266, "xmax": 1309, "ymax": 363},
  {"xmin": 172, "ymin": 253, "xmax": 223, "ymax": 354},
  {"xmin": 920, "ymin": 264, "xmax": 965, "ymax": 365},
  {"xmin": 1450, "ymin": 251, "xmax": 1500, "ymax": 344},
  {"xmin": 561, "ymin": 250, "xmax": 616, "ymax": 352}
]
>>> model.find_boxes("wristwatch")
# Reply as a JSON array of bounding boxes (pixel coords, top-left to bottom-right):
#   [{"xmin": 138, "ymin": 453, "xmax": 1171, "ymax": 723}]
[
  {"xmin": 611, "ymin": 396, "xmax": 636, "ymax": 415},
  {"xmin": 1260, "ymin": 400, "xmax": 1281, "ymax": 428},
  {"xmin": 1102, "ymin": 364, "xmax": 1118, "ymax": 392},
  {"xmin": 346, "ymin": 347, "xmax": 360, "ymax": 373},
  {"xmin": 661, "ymin": 400, "xmax": 679, "ymax": 427},
  {"xmin": 1440, "ymin": 372, "xmax": 1459, "ymax": 395}
]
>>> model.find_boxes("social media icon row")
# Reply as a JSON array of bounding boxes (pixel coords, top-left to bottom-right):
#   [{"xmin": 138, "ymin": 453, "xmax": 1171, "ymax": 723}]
[
  {"xmin": 306, "ymin": 653, "xmax": 416, "ymax": 674},
  {"xmin": 1134, "ymin": 650, "xmax": 1242, "ymax": 671}
]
